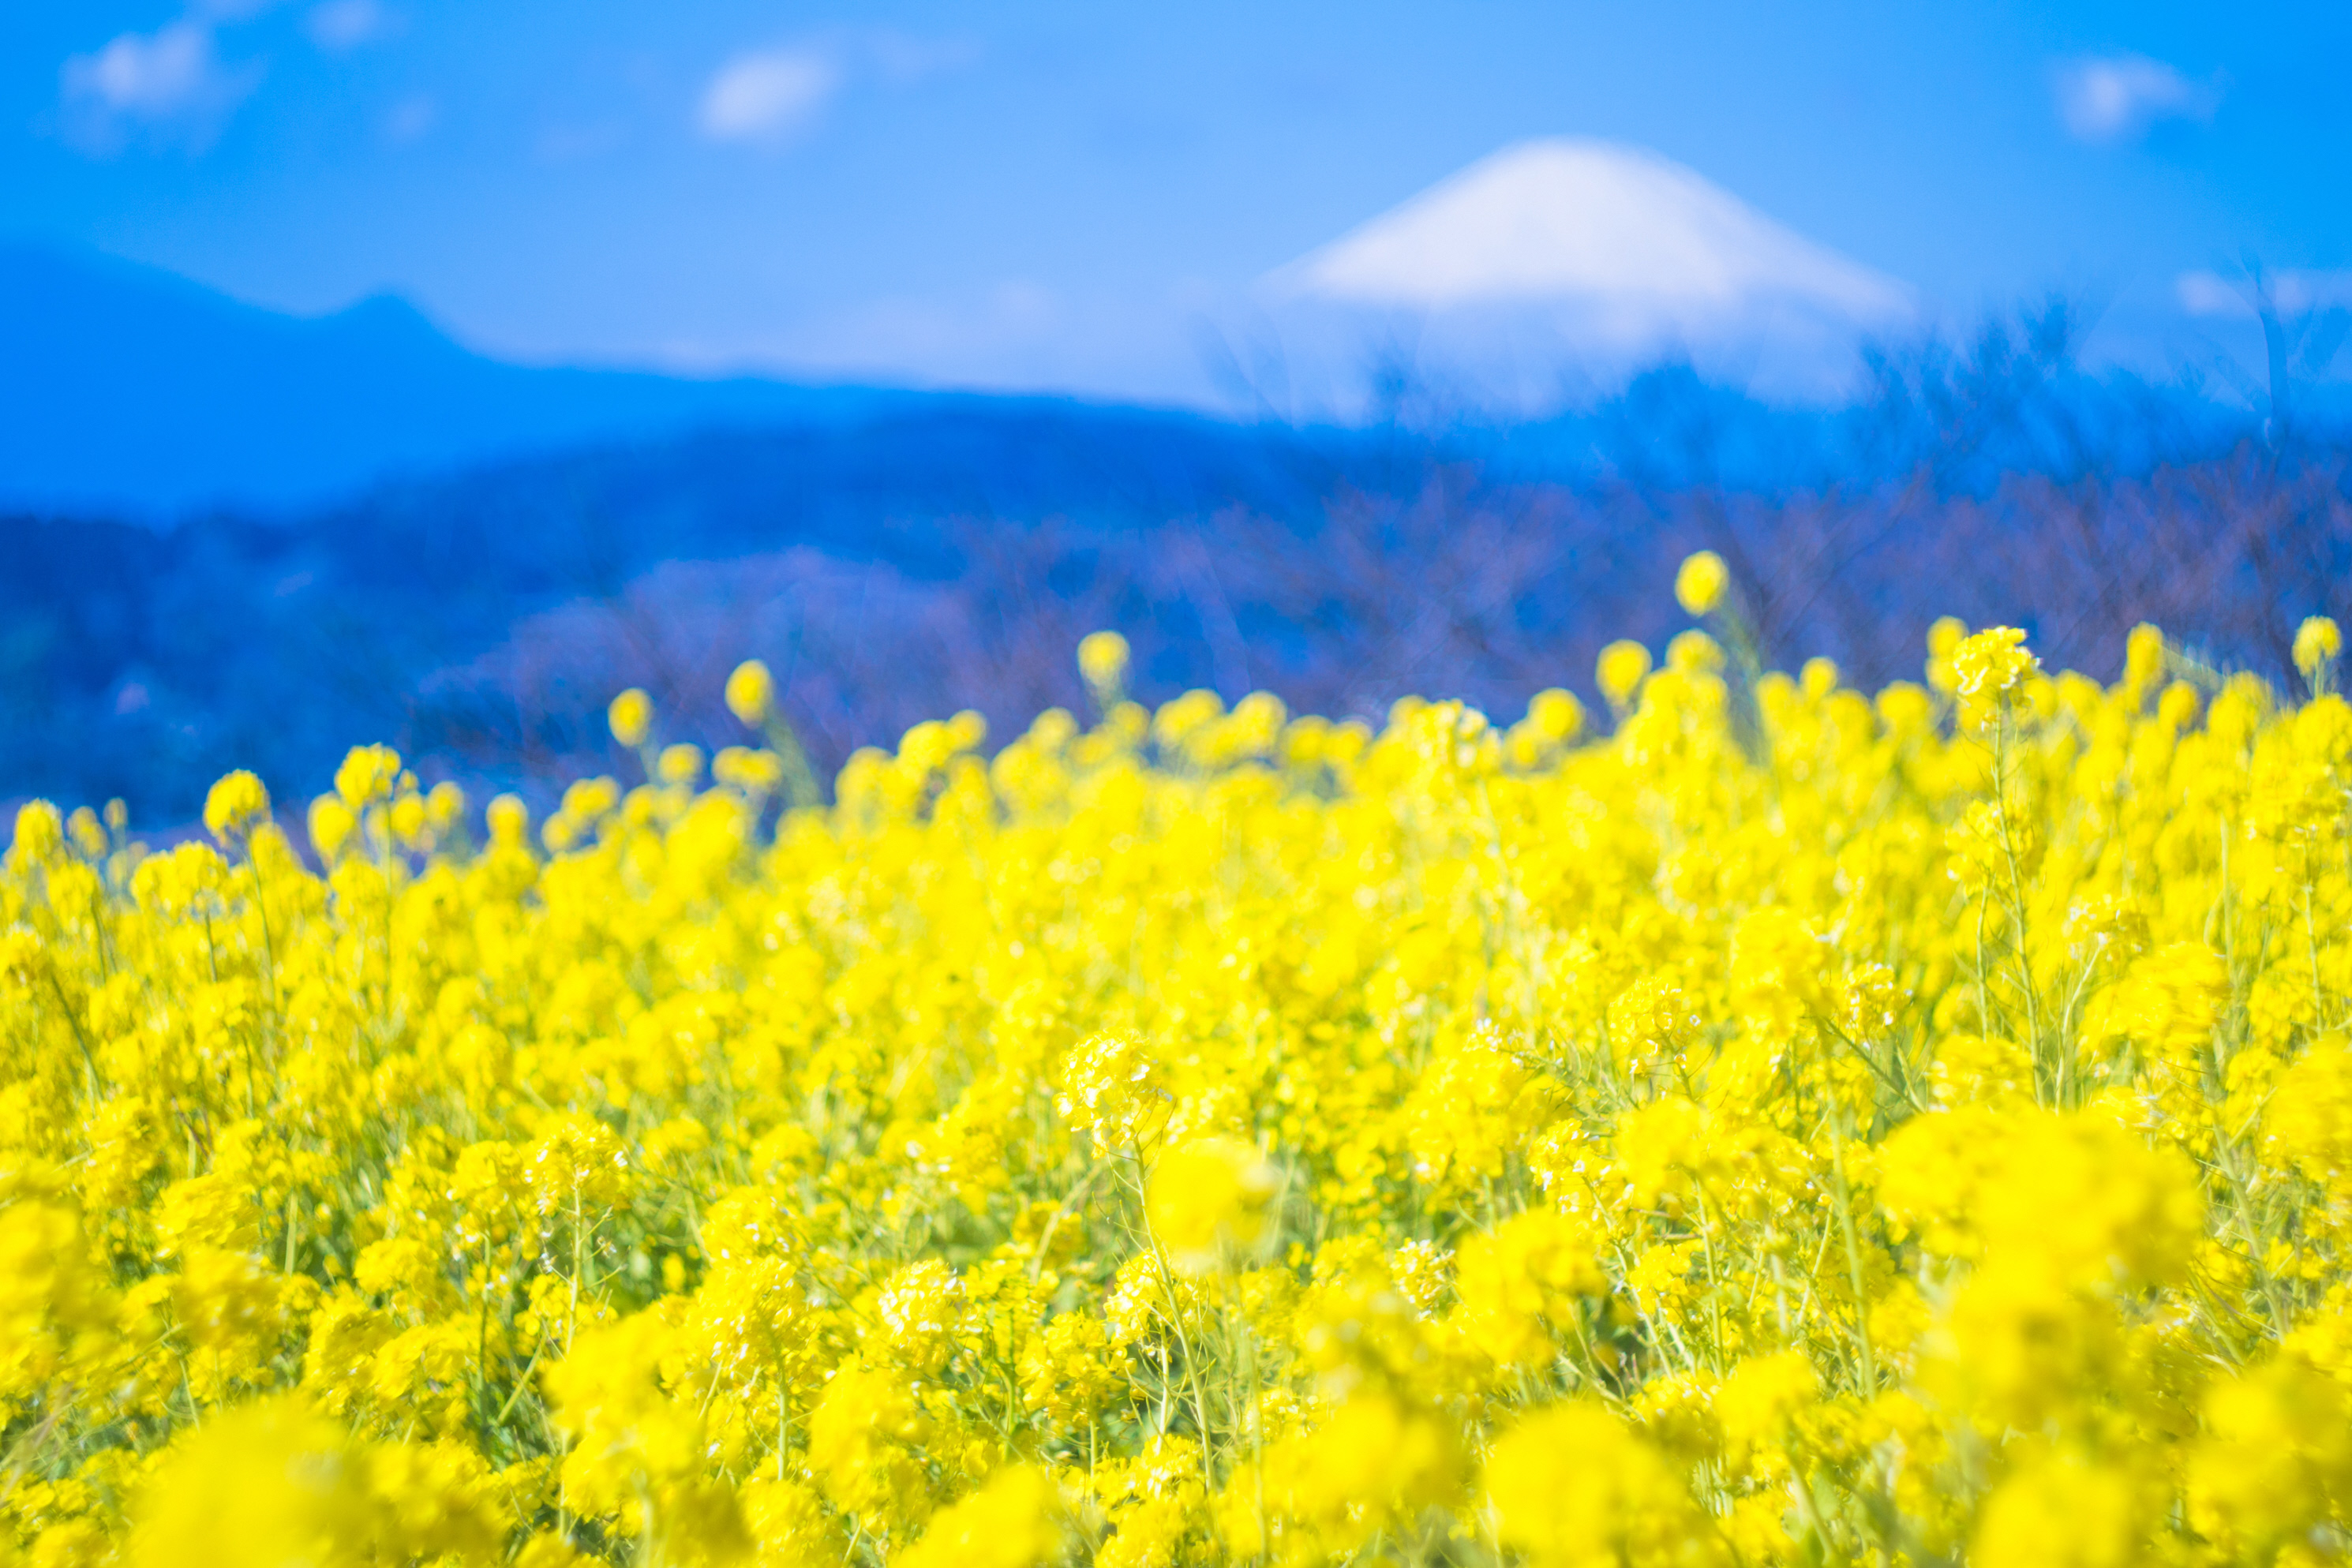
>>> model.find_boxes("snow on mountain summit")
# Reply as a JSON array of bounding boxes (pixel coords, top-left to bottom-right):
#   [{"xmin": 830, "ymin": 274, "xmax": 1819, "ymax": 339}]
[{"xmin": 1277, "ymin": 138, "xmax": 1910, "ymax": 330}]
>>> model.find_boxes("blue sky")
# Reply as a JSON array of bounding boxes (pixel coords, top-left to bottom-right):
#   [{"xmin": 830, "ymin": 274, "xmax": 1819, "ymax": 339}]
[{"xmin": 6, "ymin": 1, "xmax": 2348, "ymax": 406}]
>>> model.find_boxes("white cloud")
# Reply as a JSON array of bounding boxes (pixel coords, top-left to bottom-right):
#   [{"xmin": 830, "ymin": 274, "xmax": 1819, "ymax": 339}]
[
  {"xmin": 306, "ymin": 0, "xmax": 399, "ymax": 53},
  {"xmin": 2055, "ymin": 54, "xmax": 2220, "ymax": 144},
  {"xmin": 698, "ymin": 48, "xmax": 839, "ymax": 148},
  {"xmin": 695, "ymin": 33, "xmax": 972, "ymax": 151},
  {"xmin": 60, "ymin": 19, "xmax": 260, "ymax": 152},
  {"xmin": 2178, "ymin": 269, "xmax": 2352, "ymax": 318}
]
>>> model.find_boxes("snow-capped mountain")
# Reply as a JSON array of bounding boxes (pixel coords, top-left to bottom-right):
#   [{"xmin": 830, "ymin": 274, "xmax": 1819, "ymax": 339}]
[{"xmin": 1254, "ymin": 138, "xmax": 1913, "ymax": 407}]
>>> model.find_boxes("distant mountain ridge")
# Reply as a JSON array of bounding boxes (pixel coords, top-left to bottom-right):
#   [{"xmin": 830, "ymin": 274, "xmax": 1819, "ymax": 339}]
[
  {"xmin": 0, "ymin": 241, "xmax": 938, "ymax": 518},
  {"xmin": 6, "ymin": 239, "xmax": 2330, "ymax": 523}
]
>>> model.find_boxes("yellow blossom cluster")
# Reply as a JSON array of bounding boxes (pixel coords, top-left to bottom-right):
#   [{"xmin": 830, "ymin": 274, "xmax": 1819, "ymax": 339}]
[{"xmin": 6, "ymin": 573, "xmax": 2352, "ymax": 1566}]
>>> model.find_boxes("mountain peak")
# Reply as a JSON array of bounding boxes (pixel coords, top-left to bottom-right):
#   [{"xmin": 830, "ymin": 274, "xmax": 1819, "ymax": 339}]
[
  {"xmin": 1279, "ymin": 138, "xmax": 1910, "ymax": 327},
  {"xmin": 0, "ymin": 244, "xmax": 869, "ymax": 518}
]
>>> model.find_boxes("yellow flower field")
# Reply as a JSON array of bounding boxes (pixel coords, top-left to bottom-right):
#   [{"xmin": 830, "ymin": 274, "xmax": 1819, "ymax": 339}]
[{"xmin": 7, "ymin": 571, "xmax": 2352, "ymax": 1566}]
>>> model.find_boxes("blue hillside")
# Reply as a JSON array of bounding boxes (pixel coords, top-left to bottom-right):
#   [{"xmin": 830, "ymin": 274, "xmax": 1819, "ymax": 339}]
[{"xmin": 0, "ymin": 241, "xmax": 910, "ymax": 518}]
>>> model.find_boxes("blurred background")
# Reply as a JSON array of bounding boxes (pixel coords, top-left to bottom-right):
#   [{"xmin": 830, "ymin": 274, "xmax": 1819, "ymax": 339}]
[{"xmin": 2, "ymin": 0, "xmax": 2349, "ymax": 821}]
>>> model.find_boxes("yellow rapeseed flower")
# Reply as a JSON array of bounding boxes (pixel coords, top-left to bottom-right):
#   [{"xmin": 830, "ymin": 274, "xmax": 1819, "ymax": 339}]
[
  {"xmin": 725, "ymin": 659, "xmax": 775, "ymax": 725},
  {"xmin": 305, "ymin": 793, "xmax": 355, "ymax": 860},
  {"xmin": 1148, "ymin": 1138, "xmax": 1279, "ymax": 1270},
  {"xmin": 1596, "ymin": 640, "xmax": 1652, "ymax": 706},
  {"xmin": 1484, "ymin": 1403, "xmax": 1727, "ymax": 1568},
  {"xmin": 202, "ymin": 770, "xmax": 271, "ymax": 846},
  {"xmin": 1674, "ymin": 549, "xmax": 1729, "ymax": 616},
  {"xmin": 897, "ymin": 1465, "xmax": 1068, "ymax": 1568},
  {"xmin": 1077, "ymin": 630, "xmax": 1130, "ymax": 695},
  {"xmin": 607, "ymin": 687, "xmax": 654, "ymax": 748},
  {"xmin": 2294, "ymin": 615, "xmax": 2341, "ymax": 684},
  {"xmin": 1949, "ymin": 624, "xmax": 2038, "ymax": 732}
]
